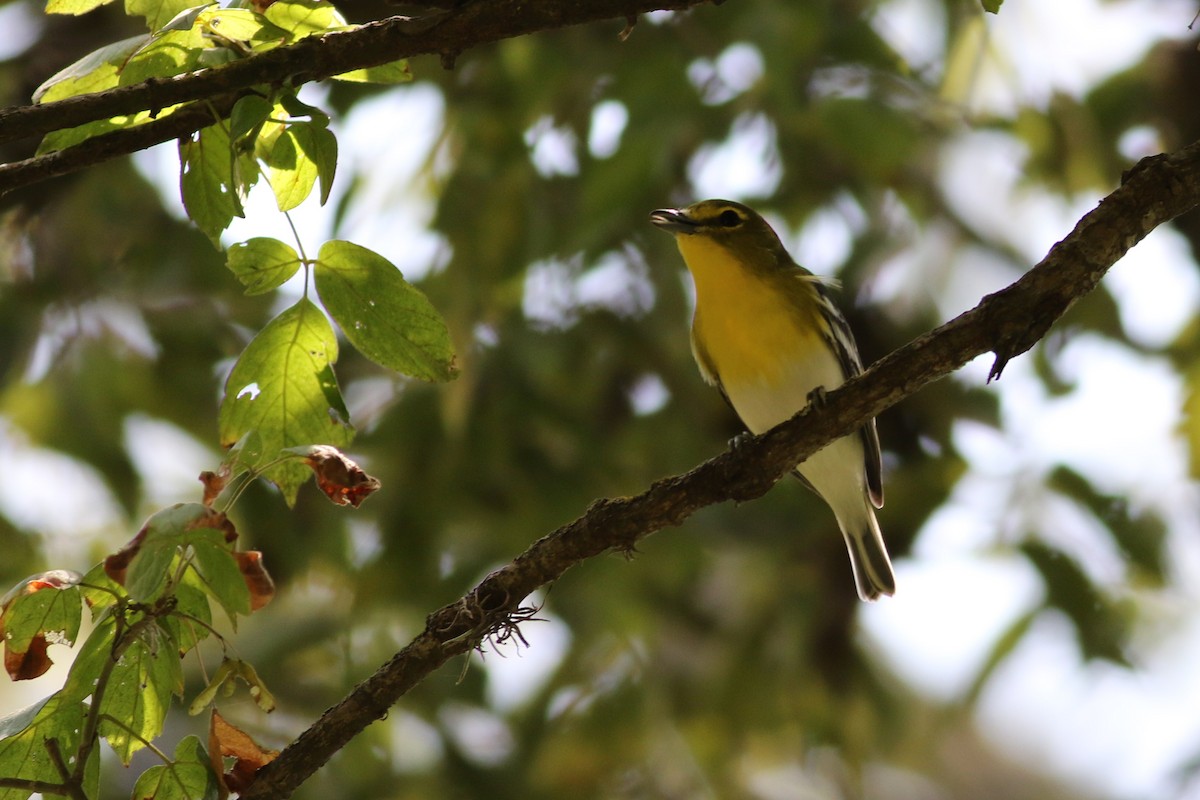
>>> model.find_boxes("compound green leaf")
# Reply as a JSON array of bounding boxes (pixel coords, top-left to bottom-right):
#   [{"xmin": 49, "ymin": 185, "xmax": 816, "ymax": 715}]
[
  {"xmin": 226, "ymin": 237, "xmax": 302, "ymax": 295},
  {"xmin": 315, "ymin": 241, "xmax": 457, "ymax": 382},
  {"xmin": 218, "ymin": 299, "xmax": 353, "ymax": 505}
]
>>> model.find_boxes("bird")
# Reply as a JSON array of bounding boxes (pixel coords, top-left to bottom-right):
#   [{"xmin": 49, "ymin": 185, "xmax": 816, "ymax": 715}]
[{"xmin": 650, "ymin": 199, "xmax": 895, "ymax": 601}]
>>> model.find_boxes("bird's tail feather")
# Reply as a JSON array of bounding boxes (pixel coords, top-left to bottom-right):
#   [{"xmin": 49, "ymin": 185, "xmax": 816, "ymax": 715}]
[{"xmin": 841, "ymin": 505, "xmax": 895, "ymax": 601}]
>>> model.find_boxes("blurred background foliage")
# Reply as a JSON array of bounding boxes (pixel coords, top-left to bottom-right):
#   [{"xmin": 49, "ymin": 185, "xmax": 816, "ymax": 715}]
[{"xmin": 2, "ymin": 0, "xmax": 1200, "ymax": 798}]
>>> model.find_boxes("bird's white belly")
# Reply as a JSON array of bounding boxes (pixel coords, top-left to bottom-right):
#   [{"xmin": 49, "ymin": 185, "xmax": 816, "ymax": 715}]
[
  {"xmin": 723, "ymin": 349, "xmax": 867, "ymax": 509},
  {"xmin": 723, "ymin": 347, "xmax": 844, "ymax": 436}
]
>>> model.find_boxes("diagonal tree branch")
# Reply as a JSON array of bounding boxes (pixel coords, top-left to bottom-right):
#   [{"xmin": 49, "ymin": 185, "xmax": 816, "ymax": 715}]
[
  {"xmin": 0, "ymin": 0, "xmax": 713, "ymax": 196},
  {"xmin": 240, "ymin": 143, "xmax": 1200, "ymax": 799}
]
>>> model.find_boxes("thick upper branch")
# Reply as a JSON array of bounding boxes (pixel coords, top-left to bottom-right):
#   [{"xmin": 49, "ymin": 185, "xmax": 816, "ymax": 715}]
[
  {"xmin": 239, "ymin": 142, "xmax": 1200, "ymax": 799},
  {"xmin": 0, "ymin": 0, "xmax": 711, "ymax": 196}
]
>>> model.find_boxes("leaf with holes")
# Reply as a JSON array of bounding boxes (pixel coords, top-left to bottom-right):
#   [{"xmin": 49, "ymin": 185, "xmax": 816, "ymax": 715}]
[
  {"xmin": 315, "ymin": 241, "xmax": 457, "ymax": 382},
  {"xmin": 218, "ymin": 299, "xmax": 354, "ymax": 504}
]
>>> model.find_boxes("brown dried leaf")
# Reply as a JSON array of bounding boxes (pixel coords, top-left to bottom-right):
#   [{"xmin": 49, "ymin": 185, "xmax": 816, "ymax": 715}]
[
  {"xmin": 295, "ymin": 445, "xmax": 380, "ymax": 507},
  {"xmin": 199, "ymin": 468, "xmax": 229, "ymax": 507},
  {"xmin": 209, "ymin": 709, "xmax": 278, "ymax": 799},
  {"xmin": 4, "ymin": 634, "xmax": 50, "ymax": 680},
  {"xmin": 188, "ymin": 508, "xmax": 238, "ymax": 543},
  {"xmin": 234, "ymin": 552, "xmax": 275, "ymax": 611}
]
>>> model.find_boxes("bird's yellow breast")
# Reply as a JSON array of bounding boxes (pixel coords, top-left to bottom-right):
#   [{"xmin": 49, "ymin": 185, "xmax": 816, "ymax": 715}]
[{"xmin": 677, "ymin": 235, "xmax": 826, "ymax": 389}]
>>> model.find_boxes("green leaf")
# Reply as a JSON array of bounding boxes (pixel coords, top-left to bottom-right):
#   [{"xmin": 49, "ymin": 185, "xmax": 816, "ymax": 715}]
[
  {"xmin": 189, "ymin": 530, "xmax": 251, "ymax": 622},
  {"xmin": 1047, "ymin": 466, "xmax": 1167, "ymax": 583},
  {"xmin": 198, "ymin": 7, "xmax": 291, "ymax": 52},
  {"xmin": 0, "ymin": 695, "xmax": 94, "ymax": 799},
  {"xmin": 125, "ymin": 503, "xmax": 212, "ymax": 603},
  {"xmin": 180, "ymin": 124, "xmax": 242, "ymax": 246},
  {"xmin": 264, "ymin": 0, "xmax": 346, "ymax": 37},
  {"xmin": 127, "ymin": 0, "xmax": 202, "ymax": 33},
  {"xmin": 132, "ymin": 735, "xmax": 218, "ymax": 800},
  {"xmin": 61, "ymin": 608, "xmax": 118, "ymax": 704},
  {"xmin": 46, "ymin": 0, "xmax": 116, "ymax": 16},
  {"xmin": 78, "ymin": 562, "xmax": 125, "ymax": 618},
  {"xmin": 34, "ymin": 34, "xmax": 147, "ymax": 102},
  {"xmin": 218, "ymin": 299, "xmax": 354, "ymax": 504},
  {"xmin": 1021, "ymin": 540, "xmax": 1131, "ymax": 665},
  {"xmin": 981, "ymin": 0, "xmax": 1003, "ymax": 12},
  {"xmin": 1, "ymin": 583, "xmax": 82, "ymax": 654},
  {"xmin": 308, "ymin": 125, "xmax": 337, "ymax": 204},
  {"xmin": 229, "ymin": 94, "xmax": 275, "ymax": 141},
  {"xmin": 99, "ymin": 627, "xmax": 181, "ymax": 764},
  {"xmin": 159, "ymin": 580, "xmax": 212, "ymax": 656},
  {"xmin": 226, "ymin": 237, "xmax": 302, "ymax": 295},
  {"xmin": 315, "ymin": 241, "xmax": 458, "ymax": 382},
  {"xmin": 333, "ymin": 59, "xmax": 412, "ymax": 85},
  {"xmin": 119, "ymin": 29, "xmax": 206, "ymax": 86},
  {"xmin": 264, "ymin": 122, "xmax": 319, "ymax": 209}
]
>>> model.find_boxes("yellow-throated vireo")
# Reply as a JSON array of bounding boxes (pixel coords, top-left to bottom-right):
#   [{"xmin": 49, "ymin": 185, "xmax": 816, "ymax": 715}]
[{"xmin": 651, "ymin": 199, "xmax": 895, "ymax": 601}]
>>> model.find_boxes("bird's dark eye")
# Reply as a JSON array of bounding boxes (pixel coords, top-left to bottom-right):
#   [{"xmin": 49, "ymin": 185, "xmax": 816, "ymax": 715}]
[{"xmin": 717, "ymin": 209, "xmax": 742, "ymax": 227}]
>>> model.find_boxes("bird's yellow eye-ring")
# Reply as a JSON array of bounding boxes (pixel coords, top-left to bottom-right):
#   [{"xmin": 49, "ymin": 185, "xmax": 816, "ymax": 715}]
[{"xmin": 717, "ymin": 208, "xmax": 742, "ymax": 227}]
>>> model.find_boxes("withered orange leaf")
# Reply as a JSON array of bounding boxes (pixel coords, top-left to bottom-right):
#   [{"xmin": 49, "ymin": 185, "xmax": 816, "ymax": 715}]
[
  {"xmin": 234, "ymin": 552, "xmax": 275, "ymax": 611},
  {"xmin": 199, "ymin": 468, "xmax": 229, "ymax": 507},
  {"xmin": 293, "ymin": 445, "xmax": 380, "ymax": 507},
  {"xmin": 209, "ymin": 709, "xmax": 278, "ymax": 799}
]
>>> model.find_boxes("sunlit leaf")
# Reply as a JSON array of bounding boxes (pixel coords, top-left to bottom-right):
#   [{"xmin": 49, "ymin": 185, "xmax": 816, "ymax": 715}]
[
  {"xmin": 34, "ymin": 35, "xmax": 147, "ymax": 102},
  {"xmin": 264, "ymin": 123, "xmax": 336, "ymax": 210},
  {"xmin": 126, "ymin": 0, "xmax": 202, "ymax": 33},
  {"xmin": 263, "ymin": 0, "xmax": 346, "ymax": 37},
  {"xmin": 119, "ymin": 29, "xmax": 206, "ymax": 86},
  {"xmin": 314, "ymin": 241, "xmax": 458, "ymax": 381},
  {"xmin": 46, "ymin": 0, "xmax": 116, "ymax": 16},
  {"xmin": 197, "ymin": 6, "xmax": 291, "ymax": 51},
  {"xmin": 218, "ymin": 299, "xmax": 354, "ymax": 504},
  {"xmin": 226, "ymin": 237, "xmax": 302, "ymax": 295},
  {"xmin": 333, "ymin": 59, "xmax": 412, "ymax": 85}
]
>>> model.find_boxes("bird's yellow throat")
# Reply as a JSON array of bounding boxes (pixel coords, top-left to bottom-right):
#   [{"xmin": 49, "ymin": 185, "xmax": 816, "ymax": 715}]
[{"xmin": 675, "ymin": 234, "xmax": 825, "ymax": 388}]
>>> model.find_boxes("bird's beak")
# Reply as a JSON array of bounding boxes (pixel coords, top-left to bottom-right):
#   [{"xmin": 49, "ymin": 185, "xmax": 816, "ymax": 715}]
[{"xmin": 649, "ymin": 208, "xmax": 698, "ymax": 234}]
